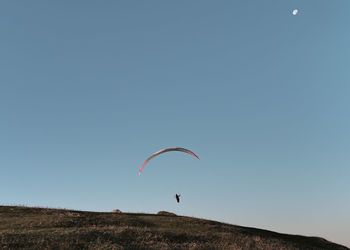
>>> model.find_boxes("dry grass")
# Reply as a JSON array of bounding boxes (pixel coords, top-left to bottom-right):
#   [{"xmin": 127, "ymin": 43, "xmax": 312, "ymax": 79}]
[{"xmin": 0, "ymin": 206, "xmax": 348, "ymax": 249}]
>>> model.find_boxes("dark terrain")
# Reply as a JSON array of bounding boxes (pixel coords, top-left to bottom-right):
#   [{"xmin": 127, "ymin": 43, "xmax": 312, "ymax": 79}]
[{"xmin": 0, "ymin": 206, "xmax": 347, "ymax": 249}]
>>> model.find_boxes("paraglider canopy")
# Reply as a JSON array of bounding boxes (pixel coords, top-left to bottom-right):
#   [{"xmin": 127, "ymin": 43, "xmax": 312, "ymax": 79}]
[{"xmin": 139, "ymin": 147, "xmax": 199, "ymax": 175}]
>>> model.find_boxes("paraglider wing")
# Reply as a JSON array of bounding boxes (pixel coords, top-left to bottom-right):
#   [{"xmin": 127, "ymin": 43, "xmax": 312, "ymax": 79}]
[{"xmin": 139, "ymin": 147, "xmax": 199, "ymax": 175}]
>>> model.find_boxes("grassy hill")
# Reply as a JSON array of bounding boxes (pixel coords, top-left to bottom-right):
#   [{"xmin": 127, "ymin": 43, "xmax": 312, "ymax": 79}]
[{"xmin": 0, "ymin": 206, "xmax": 347, "ymax": 249}]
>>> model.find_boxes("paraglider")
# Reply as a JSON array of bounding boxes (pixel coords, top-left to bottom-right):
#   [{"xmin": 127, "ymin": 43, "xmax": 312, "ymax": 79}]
[
  {"xmin": 175, "ymin": 194, "xmax": 181, "ymax": 203},
  {"xmin": 139, "ymin": 147, "xmax": 199, "ymax": 176}
]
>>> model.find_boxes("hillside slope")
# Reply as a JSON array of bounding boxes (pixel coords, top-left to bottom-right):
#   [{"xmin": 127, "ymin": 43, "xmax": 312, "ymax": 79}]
[{"xmin": 0, "ymin": 206, "xmax": 347, "ymax": 249}]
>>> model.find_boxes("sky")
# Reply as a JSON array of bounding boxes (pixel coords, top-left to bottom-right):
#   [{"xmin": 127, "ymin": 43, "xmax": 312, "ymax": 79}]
[{"xmin": 1, "ymin": 0, "xmax": 349, "ymax": 247}]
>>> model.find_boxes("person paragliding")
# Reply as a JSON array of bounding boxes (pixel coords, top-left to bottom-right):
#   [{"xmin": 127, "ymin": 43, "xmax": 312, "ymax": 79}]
[
  {"xmin": 139, "ymin": 147, "xmax": 198, "ymax": 205},
  {"xmin": 175, "ymin": 194, "xmax": 181, "ymax": 203}
]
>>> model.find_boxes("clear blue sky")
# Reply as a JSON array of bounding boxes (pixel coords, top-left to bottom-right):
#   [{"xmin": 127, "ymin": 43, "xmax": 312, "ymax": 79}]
[{"xmin": 1, "ymin": 0, "xmax": 349, "ymax": 247}]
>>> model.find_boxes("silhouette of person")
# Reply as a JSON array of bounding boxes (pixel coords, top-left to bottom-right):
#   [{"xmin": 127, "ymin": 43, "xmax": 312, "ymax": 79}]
[{"xmin": 175, "ymin": 194, "xmax": 180, "ymax": 203}]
